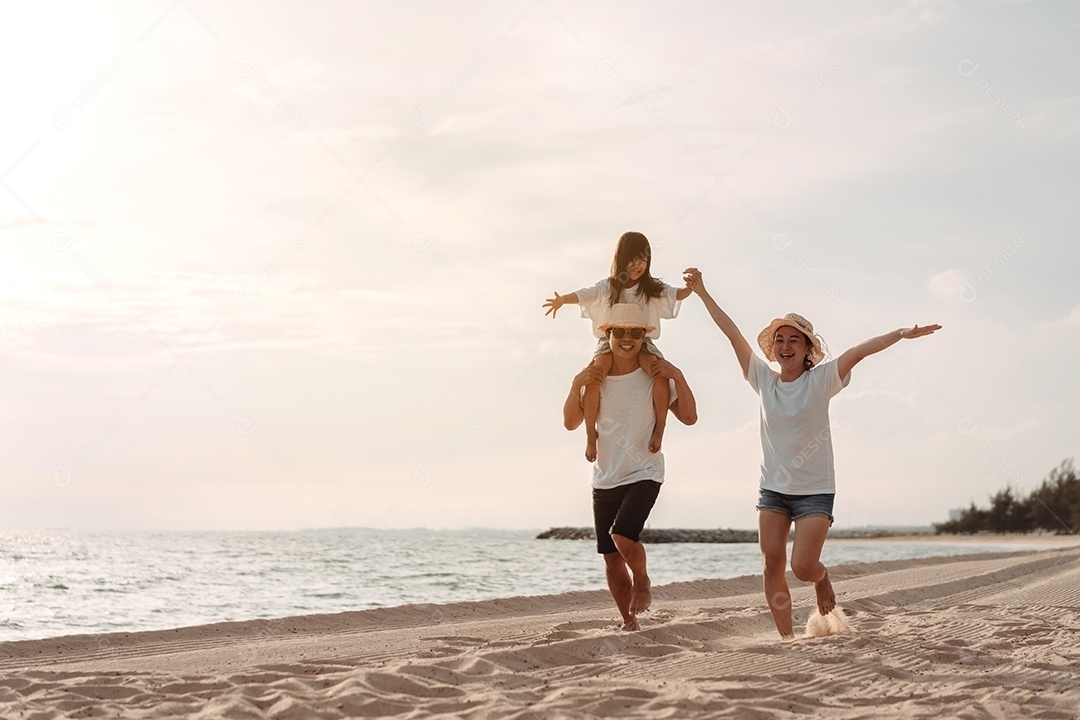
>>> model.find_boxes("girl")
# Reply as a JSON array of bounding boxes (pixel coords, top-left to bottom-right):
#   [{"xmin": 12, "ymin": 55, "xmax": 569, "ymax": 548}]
[
  {"xmin": 543, "ymin": 232, "xmax": 692, "ymax": 462},
  {"xmin": 684, "ymin": 266, "xmax": 940, "ymax": 639}
]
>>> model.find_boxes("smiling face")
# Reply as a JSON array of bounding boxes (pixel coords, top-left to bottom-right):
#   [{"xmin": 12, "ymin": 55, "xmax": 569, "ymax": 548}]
[
  {"xmin": 612, "ymin": 232, "xmax": 652, "ymax": 287},
  {"xmin": 773, "ymin": 326, "xmax": 810, "ymax": 373},
  {"xmin": 625, "ymin": 254, "xmax": 648, "ymax": 284},
  {"xmin": 609, "ymin": 326, "xmax": 647, "ymax": 360}
]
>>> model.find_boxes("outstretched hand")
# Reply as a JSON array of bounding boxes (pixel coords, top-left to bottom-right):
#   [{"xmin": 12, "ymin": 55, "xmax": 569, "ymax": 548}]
[
  {"xmin": 543, "ymin": 292, "xmax": 565, "ymax": 318},
  {"xmin": 900, "ymin": 324, "xmax": 942, "ymax": 339}
]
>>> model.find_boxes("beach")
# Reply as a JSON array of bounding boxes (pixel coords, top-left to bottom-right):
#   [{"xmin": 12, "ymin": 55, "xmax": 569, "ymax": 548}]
[{"xmin": 2, "ymin": 538, "xmax": 1078, "ymax": 719}]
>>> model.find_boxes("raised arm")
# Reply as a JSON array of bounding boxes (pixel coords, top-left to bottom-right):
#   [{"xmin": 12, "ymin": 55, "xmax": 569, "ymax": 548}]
[
  {"xmin": 836, "ymin": 324, "xmax": 942, "ymax": 380},
  {"xmin": 562, "ymin": 364, "xmax": 604, "ymax": 430},
  {"xmin": 543, "ymin": 291, "xmax": 580, "ymax": 318},
  {"xmin": 647, "ymin": 359, "xmax": 697, "ymax": 425},
  {"xmin": 674, "ymin": 270, "xmax": 695, "ymax": 301},
  {"xmin": 683, "ymin": 268, "xmax": 753, "ymax": 378}
]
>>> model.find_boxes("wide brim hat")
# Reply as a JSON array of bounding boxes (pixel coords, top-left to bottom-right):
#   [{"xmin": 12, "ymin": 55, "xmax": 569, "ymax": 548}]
[
  {"xmin": 757, "ymin": 313, "xmax": 826, "ymax": 365},
  {"xmin": 598, "ymin": 303, "xmax": 656, "ymax": 333}
]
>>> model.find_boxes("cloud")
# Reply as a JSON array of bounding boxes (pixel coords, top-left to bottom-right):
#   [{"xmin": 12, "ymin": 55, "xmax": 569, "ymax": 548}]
[
  {"xmin": 927, "ymin": 269, "xmax": 976, "ymax": 304},
  {"xmin": 844, "ymin": 389, "xmax": 917, "ymax": 406},
  {"xmin": 2, "ymin": 0, "xmax": 1076, "ymax": 532}
]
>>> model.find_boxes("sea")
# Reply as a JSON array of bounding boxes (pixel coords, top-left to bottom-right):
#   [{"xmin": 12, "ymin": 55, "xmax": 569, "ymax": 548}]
[{"xmin": 0, "ymin": 528, "xmax": 1043, "ymax": 642}]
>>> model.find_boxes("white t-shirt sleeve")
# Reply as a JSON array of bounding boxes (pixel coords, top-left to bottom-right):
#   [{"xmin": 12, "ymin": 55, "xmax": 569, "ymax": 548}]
[
  {"xmin": 574, "ymin": 279, "xmax": 610, "ymax": 338},
  {"xmin": 655, "ymin": 283, "xmax": 681, "ymax": 320},
  {"xmin": 812, "ymin": 359, "xmax": 850, "ymax": 397},
  {"xmin": 633, "ymin": 283, "xmax": 680, "ymax": 340},
  {"xmin": 747, "ymin": 352, "xmax": 772, "ymax": 391}
]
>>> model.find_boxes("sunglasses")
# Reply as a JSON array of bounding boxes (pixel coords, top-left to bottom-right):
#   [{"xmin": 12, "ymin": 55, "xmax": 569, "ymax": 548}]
[{"xmin": 609, "ymin": 327, "xmax": 646, "ymax": 340}]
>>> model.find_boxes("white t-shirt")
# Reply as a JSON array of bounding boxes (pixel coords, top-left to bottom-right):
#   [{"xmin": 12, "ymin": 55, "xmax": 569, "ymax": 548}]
[
  {"xmin": 575, "ymin": 279, "xmax": 681, "ymax": 339},
  {"xmin": 746, "ymin": 353, "xmax": 850, "ymax": 495},
  {"xmin": 592, "ymin": 368, "xmax": 677, "ymax": 490}
]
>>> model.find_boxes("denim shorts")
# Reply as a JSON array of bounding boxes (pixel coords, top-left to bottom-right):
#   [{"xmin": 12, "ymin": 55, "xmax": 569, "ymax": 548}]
[{"xmin": 756, "ymin": 488, "xmax": 835, "ymax": 524}]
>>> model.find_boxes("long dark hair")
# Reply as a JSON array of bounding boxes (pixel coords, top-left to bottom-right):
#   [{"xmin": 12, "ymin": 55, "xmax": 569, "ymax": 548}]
[{"xmin": 607, "ymin": 231, "xmax": 664, "ymax": 306}]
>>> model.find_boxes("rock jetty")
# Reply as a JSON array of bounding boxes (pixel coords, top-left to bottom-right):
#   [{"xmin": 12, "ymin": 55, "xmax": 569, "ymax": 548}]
[
  {"xmin": 536, "ymin": 527, "xmax": 758, "ymax": 543},
  {"xmin": 535, "ymin": 526, "xmax": 932, "ymax": 542}
]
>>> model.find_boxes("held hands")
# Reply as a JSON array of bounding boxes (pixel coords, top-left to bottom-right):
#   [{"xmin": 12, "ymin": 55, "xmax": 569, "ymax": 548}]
[
  {"xmin": 682, "ymin": 267, "xmax": 704, "ymax": 294},
  {"xmin": 543, "ymin": 292, "xmax": 565, "ymax": 318},
  {"xmin": 900, "ymin": 324, "xmax": 942, "ymax": 339}
]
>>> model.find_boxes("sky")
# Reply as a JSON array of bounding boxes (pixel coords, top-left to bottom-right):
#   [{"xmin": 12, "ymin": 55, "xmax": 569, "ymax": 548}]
[{"xmin": 1, "ymin": 1, "xmax": 1078, "ymax": 532}]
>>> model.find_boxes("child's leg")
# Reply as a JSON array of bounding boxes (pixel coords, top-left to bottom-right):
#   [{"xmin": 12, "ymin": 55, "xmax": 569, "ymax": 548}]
[
  {"xmin": 584, "ymin": 353, "xmax": 612, "ymax": 462},
  {"xmin": 638, "ymin": 351, "xmax": 669, "ymax": 453}
]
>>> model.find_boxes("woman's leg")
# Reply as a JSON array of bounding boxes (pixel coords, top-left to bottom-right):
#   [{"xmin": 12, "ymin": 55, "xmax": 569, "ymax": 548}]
[
  {"xmin": 758, "ymin": 509, "xmax": 795, "ymax": 639},
  {"xmin": 583, "ymin": 353, "xmax": 612, "ymax": 462},
  {"xmin": 791, "ymin": 516, "xmax": 835, "ymax": 616}
]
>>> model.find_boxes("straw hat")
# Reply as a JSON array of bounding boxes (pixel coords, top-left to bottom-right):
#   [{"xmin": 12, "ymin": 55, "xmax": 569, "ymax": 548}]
[
  {"xmin": 757, "ymin": 313, "xmax": 826, "ymax": 365},
  {"xmin": 598, "ymin": 303, "xmax": 655, "ymax": 333}
]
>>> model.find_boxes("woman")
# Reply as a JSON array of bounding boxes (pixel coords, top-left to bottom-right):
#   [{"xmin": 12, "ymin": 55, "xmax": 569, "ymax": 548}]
[{"xmin": 684, "ymin": 267, "xmax": 940, "ymax": 639}]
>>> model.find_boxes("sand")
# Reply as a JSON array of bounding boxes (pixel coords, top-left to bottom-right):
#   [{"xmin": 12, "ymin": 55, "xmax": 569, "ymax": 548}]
[{"xmin": 2, "ymin": 539, "xmax": 1079, "ymax": 719}]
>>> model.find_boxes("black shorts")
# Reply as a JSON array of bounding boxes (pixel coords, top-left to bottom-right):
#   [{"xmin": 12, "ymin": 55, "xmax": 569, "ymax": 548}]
[{"xmin": 592, "ymin": 480, "xmax": 662, "ymax": 554}]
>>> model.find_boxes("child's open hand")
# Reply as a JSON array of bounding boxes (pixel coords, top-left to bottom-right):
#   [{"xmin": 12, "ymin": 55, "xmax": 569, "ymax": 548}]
[{"xmin": 543, "ymin": 292, "xmax": 565, "ymax": 317}]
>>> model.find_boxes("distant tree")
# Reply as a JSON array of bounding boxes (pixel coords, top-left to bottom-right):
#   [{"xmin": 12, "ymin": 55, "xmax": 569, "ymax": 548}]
[
  {"xmin": 987, "ymin": 487, "xmax": 1018, "ymax": 532},
  {"xmin": 935, "ymin": 502, "xmax": 988, "ymax": 535},
  {"xmin": 936, "ymin": 459, "xmax": 1079, "ymax": 535},
  {"xmin": 1025, "ymin": 459, "xmax": 1079, "ymax": 533}
]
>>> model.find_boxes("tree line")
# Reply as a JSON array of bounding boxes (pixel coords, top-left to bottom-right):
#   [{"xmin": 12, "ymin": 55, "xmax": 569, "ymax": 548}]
[{"xmin": 935, "ymin": 459, "xmax": 1080, "ymax": 534}]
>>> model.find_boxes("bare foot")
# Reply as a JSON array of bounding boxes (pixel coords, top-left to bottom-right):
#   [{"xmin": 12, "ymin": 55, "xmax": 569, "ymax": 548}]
[
  {"xmin": 621, "ymin": 617, "xmax": 640, "ymax": 631},
  {"xmin": 585, "ymin": 435, "xmax": 597, "ymax": 463},
  {"xmin": 815, "ymin": 569, "xmax": 836, "ymax": 616},
  {"xmin": 630, "ymin": 577, "xmax": 652, "ymax": 615},
  {"xmin": 648, "ymin": 425, "xmax": 664, "ymax": 454}
]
